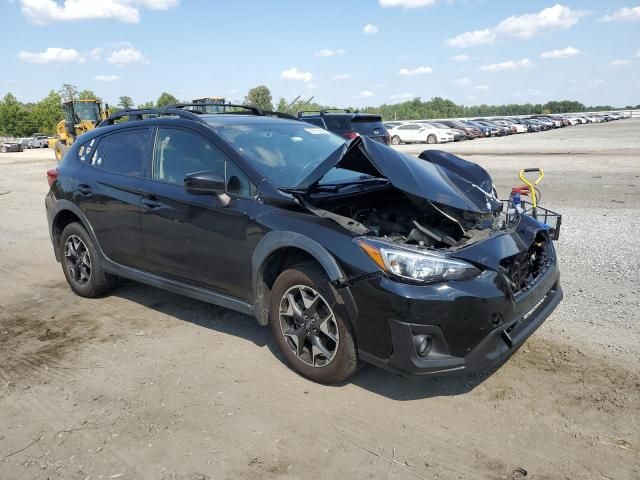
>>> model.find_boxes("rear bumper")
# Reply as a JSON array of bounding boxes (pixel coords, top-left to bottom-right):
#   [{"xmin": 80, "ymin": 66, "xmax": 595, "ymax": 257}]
[{"xmin": 352, "ymin": 258, "xmax": 562, "ymax": 376}]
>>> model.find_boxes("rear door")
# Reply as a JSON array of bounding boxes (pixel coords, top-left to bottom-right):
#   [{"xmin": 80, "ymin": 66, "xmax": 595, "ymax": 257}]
[
  {"xmin": 74, "ymin": 128, "xmax": 150, "ymax": 269},
  {"xmin": 138, "ymin": 126, "xmax": 254, "ymax": 298}
]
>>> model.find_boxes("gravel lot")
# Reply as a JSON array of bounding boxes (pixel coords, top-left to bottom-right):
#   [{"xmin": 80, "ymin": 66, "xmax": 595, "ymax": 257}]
[{"xmin": 1, "ymin": 119, "xmax": 639, "ymax": 479}]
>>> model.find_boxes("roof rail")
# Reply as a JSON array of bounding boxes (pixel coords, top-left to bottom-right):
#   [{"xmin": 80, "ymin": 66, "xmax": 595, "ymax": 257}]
[
  {"xmin": 99, "ymin": 103, "xmax": 302, "ymax": 128},
  {"xmin": 98, "ymin": 106, "xmax": 209, "ymax": 127},
  {"xmin": 173, "ymin": 103, "xmax": 264, "ymax": 116},
  {"xmin": 297, "ymin": 108, "xmax": 355, "ymax": 118}
]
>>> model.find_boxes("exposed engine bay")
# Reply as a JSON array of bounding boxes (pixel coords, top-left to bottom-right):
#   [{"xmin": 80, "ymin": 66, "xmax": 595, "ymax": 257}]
[
  {"xmin": 307, "ymin": 187, "xmax": 508, "ymax": 250},
  {"xmin": 290, "ymin": 138, "xmax": 535, "ymax": 251}
]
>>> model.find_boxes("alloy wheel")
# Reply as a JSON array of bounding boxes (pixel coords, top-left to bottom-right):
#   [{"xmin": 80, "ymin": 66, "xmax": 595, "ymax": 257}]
[
  {"xmin": 64, "ymin": 235, "xmax": 92, "ymax": 286},
  {"xmin": 279, "ymin": 285, "xmax": 339, "ymax": 367}
]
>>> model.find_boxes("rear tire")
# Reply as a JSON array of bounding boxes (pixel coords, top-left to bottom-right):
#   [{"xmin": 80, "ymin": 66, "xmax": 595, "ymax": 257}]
[
  {"xmin": 391, "ymin": 135, "xmax": 401, "ymax": 145},
  {"xmin": 269, "ymin": 263, "xmax": 360, "ymax": 384},
  {"xmin": 427, "ymin": 134, "xmax": 437, "ymax": 144},
  {"xmin": 59, "ymin": 222, "xmax": 115, "ymax": 298}
]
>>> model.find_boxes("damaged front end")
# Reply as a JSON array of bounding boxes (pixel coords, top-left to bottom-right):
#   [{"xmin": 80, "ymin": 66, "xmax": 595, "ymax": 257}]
[
  {"xmin": 288, "ymin": 136, "xmax": 560, "ymax": 287},
  {"xmin": 292, "ymin": 136, "xmax": 522, "ymax": 249}
]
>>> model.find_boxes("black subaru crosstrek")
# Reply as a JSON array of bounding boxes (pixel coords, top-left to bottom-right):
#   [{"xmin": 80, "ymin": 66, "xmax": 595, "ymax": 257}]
[{"xmin": 45, "ymin": 104, "xmax": 563, "ymax": 384}]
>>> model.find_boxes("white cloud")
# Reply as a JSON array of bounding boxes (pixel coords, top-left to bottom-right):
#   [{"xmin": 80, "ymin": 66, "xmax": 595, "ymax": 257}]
[
  {"xmin": 610, "ymin": 59, "xmax": 631, "ymax": 67},
  {"xmin": 18, "ymin": 47, "xmax": 81, "ymax": 64},
  {"xmin": 107, "ymin": 47, "xmax": 146, "ymax": 65},
  {"xmin": 601, "ymin": 7, "xmax": 640, "ymax": 22},
  {"xmin": 495, "ymin": 4, "xmax": 586, "ymax": 39},
  {"xmin": 454, "ymin": 77, "xmax": 471, "ymax": 86},
  {"xmin": 280, "ymin": 67, "xmax": 313, "ymax": 82},
  {"xmin": 452, "ymin": 54, "xmax": 470, "ymax": 62},
  {"xmin": 474, "ymin": 85, "xmax": 490, "ymax": 91},
  {"xmin": 540, "ymin": 46, "xmax": 580, "ymax": 59},
  {"xmin": 332, "ymin": 73, "xmax": 351, "ymax": 80},
  {"xmin": 481, "ymin": 58, "xmax": 533, "ymax": 72},
  {"xmin": 19, "ymin": 0, "xmax": 179, "ymax": 25},
  {"xmin": 94, "ymin": 74, "xmax": 120, "ymax": 82},
  {"xmin": 637, "ymin": 50, "xmax": 640, "ymax": 58},
  {"xmin": 390, "ymin": 92, "xmax": 415, "ymax": 100},
  {"xmin": 447, "ymin": 4, "xmax": 585, "ymax": 47},
  {"xmin": 354, "ymin": 90, "xmax": 375, "ymax": 98},
  {"xmin": 397, "ymin": 66, "xmax": 432, "ymax": 76},
  {"xmin": 304, "ymin": 83, "xmax": 318, "ymax": 90},
  {"xmin": 363, "ymin": 24, "xmax": 379, "ymax": 34},
  {"xmin": 88, "ymin": 48, "xmax": 104, "ymax": 61},
  {"xmin": 379, "ymin": 0, "xmax": 436, "ymax": 7},
  {"xmin": 314, "ymin": 48, "xmax": 345, "ymax": 57},
  {"xmin": 446, "ymin": 29, "xmax": 496, "ymax": 48}
]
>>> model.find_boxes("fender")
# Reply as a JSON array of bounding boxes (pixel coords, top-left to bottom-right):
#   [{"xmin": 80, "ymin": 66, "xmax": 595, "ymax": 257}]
[
  {"xmin": 251, "ymin": 231, "xmax": 358, "ymax": 326},
  {"xmin": 48, "ymin": 198, "xmax": 106, "ymax": 262}
]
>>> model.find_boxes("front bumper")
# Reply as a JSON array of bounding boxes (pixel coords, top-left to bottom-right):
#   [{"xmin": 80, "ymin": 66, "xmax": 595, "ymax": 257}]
[{"xmin": 350, "ymin": 258, "xmax": 562, "ymax": 376}]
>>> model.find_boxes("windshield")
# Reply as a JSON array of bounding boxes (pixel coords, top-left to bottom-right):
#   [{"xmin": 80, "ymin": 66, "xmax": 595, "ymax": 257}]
[
  {"xmin": 74, "ymin": 102, "xmax": 100, "ymax": 122},
  {"xmin": 215, "ymin": 122, "xmax": 360, "ymax": 188}
]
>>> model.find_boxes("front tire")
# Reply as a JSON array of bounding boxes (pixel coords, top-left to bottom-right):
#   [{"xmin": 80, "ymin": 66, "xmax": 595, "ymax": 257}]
[
  {"xmin": 391, "ymin": 135, "xmax": 401, "ymax": 145},
  {"xmin": 59, "ymin": 222, "xmax": 115, "ymax": 298},
  {"xmin": 54, "ymin": 141, "xmax": 68, "ymax": 162},
  {"xmin": 269, "ymin": 264, "xmax": 360, "ymax": 384},
  {"xmin": 427, "ymin": 134, "xmax": 437, "ymax": 144}
]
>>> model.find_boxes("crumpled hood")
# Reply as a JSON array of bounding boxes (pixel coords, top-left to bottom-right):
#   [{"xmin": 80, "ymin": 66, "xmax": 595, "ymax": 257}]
[{"xmin": 297, "ymin": 136, "xmax": 498, "ymax": 215}]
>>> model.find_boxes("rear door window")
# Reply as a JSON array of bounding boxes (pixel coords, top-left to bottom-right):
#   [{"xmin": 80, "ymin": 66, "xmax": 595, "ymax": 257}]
[{"xmin": 94, "ymin": 128, "xmax": 150, "ymax": 177}]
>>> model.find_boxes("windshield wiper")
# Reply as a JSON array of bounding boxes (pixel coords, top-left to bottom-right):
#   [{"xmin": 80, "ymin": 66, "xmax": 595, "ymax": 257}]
[{"xmin": 310, "ymin": 176, "xmax": 389, "ymax": 192}]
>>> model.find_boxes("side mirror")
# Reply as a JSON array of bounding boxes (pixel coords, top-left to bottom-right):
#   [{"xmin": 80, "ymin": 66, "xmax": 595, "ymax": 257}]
[{"xmin": 184, "ymin": 171, "xmax": 230, "ymax": 206}]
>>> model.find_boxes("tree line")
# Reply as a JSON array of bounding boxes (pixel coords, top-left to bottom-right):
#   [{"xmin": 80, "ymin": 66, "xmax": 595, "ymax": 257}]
[
  {"xmin": 1, "ymin": 83, "xmax": 636, "ymax": 138},
  {"xmin": 0, "ymin": 85, "xmax": 181, "ymax": 137}
]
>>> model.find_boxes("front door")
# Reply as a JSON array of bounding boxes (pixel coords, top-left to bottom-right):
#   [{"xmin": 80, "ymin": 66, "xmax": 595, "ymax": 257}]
[{"xmin": 139, "ymin": 126, "xmax": 254, "ymax": 299}]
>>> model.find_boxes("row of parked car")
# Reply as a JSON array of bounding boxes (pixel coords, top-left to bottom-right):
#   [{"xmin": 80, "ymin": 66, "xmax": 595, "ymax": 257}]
[
  {"xmin": 382, "ymin": 111, "xmax": 630, "ymax": 145},
  {"xmin": 296, "ymin": 109, "xmax": 630, "ymax": 146},
  {"xmin": 0, "ymin": 134, "xmax": 50, "ymax": 153}
]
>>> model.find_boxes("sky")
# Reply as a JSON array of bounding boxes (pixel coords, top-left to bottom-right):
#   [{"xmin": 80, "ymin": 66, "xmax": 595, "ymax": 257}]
[{"xmin": 1, "ymin": 0, "xmax": 639, "ymax": 108}]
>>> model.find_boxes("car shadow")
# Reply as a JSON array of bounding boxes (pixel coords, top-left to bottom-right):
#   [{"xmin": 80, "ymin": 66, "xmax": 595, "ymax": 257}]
[
  {"xmin": 111, "ymin": 279, "xmax": 504, "ymax": 401},
  {"xmin": 350, "ymin": 362, "xmax": 505, "ymax": 400},
  {"xmin": 112, "ymin": 279, "xmax": 273, "ymax": 349}
]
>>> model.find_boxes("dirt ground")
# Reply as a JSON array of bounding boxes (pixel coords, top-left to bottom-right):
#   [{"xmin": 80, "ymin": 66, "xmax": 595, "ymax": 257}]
[{"xmin": 1, "ymin": 119, "xmax": 639, "ymax": 480}]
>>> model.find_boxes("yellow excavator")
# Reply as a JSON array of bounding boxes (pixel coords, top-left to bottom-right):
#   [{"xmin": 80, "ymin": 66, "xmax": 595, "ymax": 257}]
[{"xmin": 53, "ymin": 99, "xmax": 109, "ymax": 161}]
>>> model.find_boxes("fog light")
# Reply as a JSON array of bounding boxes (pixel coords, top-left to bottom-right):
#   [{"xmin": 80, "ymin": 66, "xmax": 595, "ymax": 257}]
[{"xmin": 413, "ymin": 335, "xmax": 432, "ymax": 357}]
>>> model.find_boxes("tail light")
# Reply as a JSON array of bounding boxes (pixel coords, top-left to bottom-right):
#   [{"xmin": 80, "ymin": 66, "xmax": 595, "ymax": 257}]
[
  {"xmin": 47, "ymin": 168, "xmax": 59, "ymax": 187},
  {"xmin": 384, "ymin": 133, "xmax": 391, "ymax": 144},
  {"xmin": 343, "ymin": 131, "xmax": 359, "ymax": 140}
]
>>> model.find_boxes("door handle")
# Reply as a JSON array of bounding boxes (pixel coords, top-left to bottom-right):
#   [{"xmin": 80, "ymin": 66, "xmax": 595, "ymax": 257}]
[
  {"xmin": 141, "ymin": 198, "xmax": 163, "ymax": 210},
  {"xmin": 77, "ymin": 184, "xmax": 93, "ymax": 196}
]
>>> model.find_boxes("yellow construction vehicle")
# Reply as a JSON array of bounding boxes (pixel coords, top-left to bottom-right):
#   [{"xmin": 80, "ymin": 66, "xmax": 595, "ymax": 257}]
[
  {"xmin": 191, "ymin": 97, "xmax": 226, "ymax": 113},
  {"xmin": 53, "ymin": 99, "xmax": 109, "ymax": 161}
]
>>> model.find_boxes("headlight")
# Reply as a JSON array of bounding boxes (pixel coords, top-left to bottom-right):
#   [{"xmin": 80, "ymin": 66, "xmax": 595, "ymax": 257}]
[{"xmin": 355, "ymin": 238, "xmax": 481, "ymax": 283}]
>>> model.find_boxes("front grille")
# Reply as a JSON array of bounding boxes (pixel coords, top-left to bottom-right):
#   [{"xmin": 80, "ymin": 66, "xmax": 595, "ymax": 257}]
[{"xmin": 500, "ymin": 234, "xmax": 552, "ymax": 294}]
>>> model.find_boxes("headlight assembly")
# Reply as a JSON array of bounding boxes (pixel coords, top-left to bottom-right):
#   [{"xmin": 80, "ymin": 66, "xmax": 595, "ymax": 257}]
[{"xmin": 355, "ymin": 238, "xmax": 481, "ymax": 283}]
